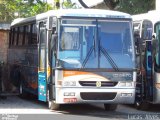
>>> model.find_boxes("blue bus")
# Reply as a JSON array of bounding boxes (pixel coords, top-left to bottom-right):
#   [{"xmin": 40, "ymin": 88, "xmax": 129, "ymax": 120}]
[{"xmin": 8, "ymin": 9, "xmax": 136, "ymax": 110}]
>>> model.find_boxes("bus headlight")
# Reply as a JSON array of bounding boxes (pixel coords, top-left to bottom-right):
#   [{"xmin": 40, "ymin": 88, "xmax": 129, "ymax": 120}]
[
  {"xmin": 63, "ymin": 81, "xmax": 76, "ymax": 86},
  {"xmin": 119, "ymin": 82, "xmax": 133, "ymax": 87},
  {"xmin": 119, "ymin": 82, "xmax": 126, "ymax": 87}
]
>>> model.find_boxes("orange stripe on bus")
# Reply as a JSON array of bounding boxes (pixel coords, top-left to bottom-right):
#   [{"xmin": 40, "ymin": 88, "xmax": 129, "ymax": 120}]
[{"xmin": 63, "ymin": 71, "xmax": 93, "ymax": 77}]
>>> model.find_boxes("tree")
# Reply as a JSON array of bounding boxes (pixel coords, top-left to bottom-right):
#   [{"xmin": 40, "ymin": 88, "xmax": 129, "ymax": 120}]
[
  {"xmin": 0, "ymin": 0, "xmax": 53, "ymax": 22},
  {"xmin": 103, "ymin": 0, "xmax": 120, "ymax": 10},
  {"xmin": 62, "ymin": 0, "xmax": 77, "ymax": 9},
  {"xmin": 78, "ymin": 0, "xmax": 119, "ymax": 9},
  {"xmin": 117, "ymin": 0, "xmax": 155, "ymax": 14},
  {"xmin": 78, "ymin": 0, "xmax": 155, "ymax": 14},
  {"xmin": 54, "ymin": 0, "xmax": 78, "ymax": 9}
]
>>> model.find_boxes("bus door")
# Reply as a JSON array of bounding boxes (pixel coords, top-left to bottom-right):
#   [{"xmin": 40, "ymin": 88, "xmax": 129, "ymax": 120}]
[{"xmin": 38, "ymin": 21, "xmax": 47, "ymax": 102}]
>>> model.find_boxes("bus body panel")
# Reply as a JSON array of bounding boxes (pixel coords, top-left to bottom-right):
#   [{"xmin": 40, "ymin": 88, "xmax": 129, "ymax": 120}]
[
  {"xmin": 153, "ymin": 72, "xmax": 160, "ymax": 103},
  {"xmin": 7, "ymin": 47, "xmax": 38, "ymax": 95},
  {"xmin": 54, "ymin": 70, "xmax": 136, "ymax": 104},
  {"xmin": 55, "ymin": 87, "xmax": 135, "ymax": 104}
]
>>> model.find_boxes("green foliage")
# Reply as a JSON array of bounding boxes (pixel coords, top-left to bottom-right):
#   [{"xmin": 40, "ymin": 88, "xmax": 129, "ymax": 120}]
[
  {"xmin": 0, "ymin": 0, "xmax": 156, "ymax": 22},
  {"xmin": 54, "ymin": 0, "xmax": 78, "ymax": 9},
  {"xmin": 117, "ymin": 0, "xmax": 155, "ymax": 14},
  {"xmin": 104, "ymin": 0, "xmax": 120, "ymax": 10},
  {"xmin": 0, "ymin": 0, "xmax": 53, "ymax": 22},
  {"xmin": 99, "ymin": 0, "xmax": 155, "ymax": 14},
  {"xmin": 62, "ymin": 0, "xmax": 77, "ymax": 9},
  {"xmin": 78, "ymin": 0, "xmax": 155, "ymax": 14}
]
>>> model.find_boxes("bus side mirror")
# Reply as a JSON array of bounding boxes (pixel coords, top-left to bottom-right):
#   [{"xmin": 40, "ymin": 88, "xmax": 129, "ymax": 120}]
[
  {"xmin": 52, "ymin": 27, "xmax": 56, "ymax": 34},
  {"xmin": 51, "ymin": 28, "xmax": 58, "ymax": 55},
  {"xmin": 134, "ymin": 33, "xmax": 140, "ymax": 46},
  {"xmin": 134, "ymin": 33, "xmax": 141, "ymax": 55},
  {"xmin": 49, "ymin": 27, "xmax": 58, "ymax": 65}
]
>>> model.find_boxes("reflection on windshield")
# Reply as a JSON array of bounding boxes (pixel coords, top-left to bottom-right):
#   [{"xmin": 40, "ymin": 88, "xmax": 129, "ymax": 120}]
[
  {"xmin": 142, "ymin": 21, "xmax": 153, "ymax": 40},
  {"xmin": 57, "ymin": 19, "xmax": 135, "ymax": 70},
  {"xmin": 61, "ymin": 27, "xmax": 79, "ymax": 50}
]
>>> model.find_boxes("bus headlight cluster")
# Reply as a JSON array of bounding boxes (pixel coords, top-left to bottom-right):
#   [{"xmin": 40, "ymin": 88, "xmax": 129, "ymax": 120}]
[
  {"xmin": 63, "ymin": 81, "xmax": 76, "ymax": 86},
  {"xmin": 64, "ymin": 92, "xmax": 75, "ymax": 96},
  {"xmin": 119, "ymin": 82, "xmax": 133, "ymax": 87},
  {"xmin": 121, "ymin": 93, "xmax": 132, "ymax": 97}
]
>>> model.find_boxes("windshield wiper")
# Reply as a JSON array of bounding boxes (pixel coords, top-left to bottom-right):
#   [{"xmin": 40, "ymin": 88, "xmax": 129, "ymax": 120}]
[
  {"xmin": 100, "ymin": 46, "xmax": 119, "ymax": 71},
  {"xmin": 82, "ymin": 46, "xmax": 94, "ymax": 68},
  {"xmin": 82, "ymin": 32, "xmax": 96, "ymax": 68}
]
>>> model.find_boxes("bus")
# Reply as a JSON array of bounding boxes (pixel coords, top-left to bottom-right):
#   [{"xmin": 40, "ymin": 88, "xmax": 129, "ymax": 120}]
[
  {"xmin": 133, "ymin": 18, "xmax": 153, "ymax": 110},
  {"xmin": 154, "ymin": 21, "xmax": 160, "ymax": 105},
  {"xmin": 132, "ymin": 11, "xmax": 160, "ymax": 110},
  {"xmin": 8, "ymin": 9, "xmax": 136, "ymax": 110}
]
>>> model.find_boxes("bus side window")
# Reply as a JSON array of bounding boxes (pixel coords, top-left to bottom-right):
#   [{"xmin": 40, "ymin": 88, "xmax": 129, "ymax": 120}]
[
  {"xmin": 39, "ymin": 22, "xmax": 46, "ymax": 45},
  {"xmin": 18, "ymin": 26, "xmax": 24, "ymax": 46},
  {"xmin": 22, "ymin": 26, "xmax": 26, "ymax": 45},
  {"xmin": 39, "ymin": 22, "xmax": 47, "ymax": 70},
  {"xmin": 31, "ymin": 24, "xmax": 37, "ymax": 45},
  {"xmin": 24, "ymin": 25, "xmax": 30, "ymax": 45},
  {"xmin": 10, "ymin": 28, "xmax": 14, "ymax": 46},
  {"xmin": 14, "ymin": 27, "xmax": 18, "ymax": 46}
]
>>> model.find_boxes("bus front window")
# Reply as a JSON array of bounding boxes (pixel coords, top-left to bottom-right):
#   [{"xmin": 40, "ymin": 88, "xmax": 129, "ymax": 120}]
[
  {"xmin": 57, "ymin": 19, "xmax": 135, "ymax": 70},
  {"xmin": 98, "ymin": 20, "xmax": 135, "ymax": 69},
  {"xmin": 58, "ymin": 19, "xmax": 97, "ymax": 69}
]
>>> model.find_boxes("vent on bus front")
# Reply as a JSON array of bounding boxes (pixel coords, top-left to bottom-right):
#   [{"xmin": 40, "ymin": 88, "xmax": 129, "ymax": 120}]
[
  {"xmin": 79, "ymin": 81, "xmax": 118, "ymax": 87},
  {"xmin": 80, "ymin": 92, "xmax": 117, "ymax": 100}
]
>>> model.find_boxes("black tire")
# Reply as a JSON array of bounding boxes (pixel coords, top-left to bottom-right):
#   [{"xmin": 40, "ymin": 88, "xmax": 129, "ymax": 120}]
[
  {"xmin": 135, "ymin": 101, "xmax": 150, "ymax": 110},
  {"xmin": 0, "ymin": 96, "xmax": 7, "ymax": 99},
  {"xmin": 19, "ymin": 80, "xmax": 29, "ymax": 99},
  {"xmin": 10, "ymin": 66, "xmax": 21, "ymax": 87},
  {"xmin": 104, "ymin": 104, "xmax": 118, "ymax": 111},
  {"xmin": 48, "ymin": 100, "xmax": 61, "ymax": 110},
  {"xmin": 47, "ymin": 90, "xmax": 61, "ymax": 110},
  {"xmin": 19, "ymin": 90, "xmax": 29, "ymax": 99}
]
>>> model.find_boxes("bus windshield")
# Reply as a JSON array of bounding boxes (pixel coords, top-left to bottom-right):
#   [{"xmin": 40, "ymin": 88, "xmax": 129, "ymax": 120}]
[
  {"xmin": 155, "ymin": 22, "xmax": 160, "ymax": 67},
  {"xmin": 57, "ymin": 18, "xmax": 135, "ymax": 70},
  {"xmin": 141, "ymin": 20, "xmax": 153, "ymax": 40}
]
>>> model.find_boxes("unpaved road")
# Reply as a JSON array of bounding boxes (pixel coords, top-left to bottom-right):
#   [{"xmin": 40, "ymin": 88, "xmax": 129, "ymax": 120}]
[{"xmin": 1, "ymin": 96, "xmax": 160, "ymax": 120}]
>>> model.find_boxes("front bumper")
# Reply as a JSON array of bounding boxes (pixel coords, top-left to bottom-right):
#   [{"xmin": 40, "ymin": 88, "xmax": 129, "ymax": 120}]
[{"xmin": 55, "ymin": 87, "xmax": 135, "ymax": 104}]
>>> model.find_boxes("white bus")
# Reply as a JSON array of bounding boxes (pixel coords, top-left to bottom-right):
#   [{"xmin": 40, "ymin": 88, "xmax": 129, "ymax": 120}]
[
  {"xmin": 8, "ymin": 9, "xmax": 136, "ymax": 110},
  {"xmin": 132, "ymin": 11, "xmax": 160, "ymax": 110}
]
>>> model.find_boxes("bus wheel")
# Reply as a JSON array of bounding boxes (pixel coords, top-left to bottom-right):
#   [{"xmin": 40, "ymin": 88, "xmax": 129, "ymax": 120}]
[
  {"xmin": 135, "ymin": 101, "xmax": 150, "ymax": 110},
  {"xmin": 48, "ymin": 100, "xmax": 60, "ymax": 110},
  {"xmin": 0, "ymin": 96, "xmax": 7, "ymax": 99},
  {"xmin": 19, "ymin": 80, "xmax": 29, "ymax": 99},
  {"xmin": 104, "ymin": 104, "xmax": 117, "ymax": 111}
]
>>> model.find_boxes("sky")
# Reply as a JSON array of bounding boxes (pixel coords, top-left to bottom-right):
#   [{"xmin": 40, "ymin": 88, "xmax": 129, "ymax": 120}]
[{"xmin": 47, "ymin": 0, "xmax": 103, "ymax": 7}]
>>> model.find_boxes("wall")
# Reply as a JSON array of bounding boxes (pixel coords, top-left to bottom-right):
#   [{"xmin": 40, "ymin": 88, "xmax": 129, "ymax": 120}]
[
  {"xmin": 0, "ymin": 30, "xmax": 9, "ymax": 63},
  {"xmin": 0, "ymin": 29, "xmax": 11, "ymax": 92}
]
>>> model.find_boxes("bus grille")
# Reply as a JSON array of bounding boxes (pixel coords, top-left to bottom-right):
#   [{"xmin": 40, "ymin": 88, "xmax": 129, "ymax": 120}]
[
  {"xmin": 79, "ymin": 81, "xmax": 118, "ymax": 87},
  {"xmin": 80, "ymin": 92, "xmax": 117, "ymax": 100}
]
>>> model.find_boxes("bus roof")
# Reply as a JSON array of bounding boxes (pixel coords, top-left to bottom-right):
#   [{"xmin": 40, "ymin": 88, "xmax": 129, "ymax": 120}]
[
  {"xmin": 132, "ymin": 10, "xmax": 160, "ymax": 25},
  {"xmin": 11, "ymin": 9, "xmax": 131, "ymax": 26}
]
